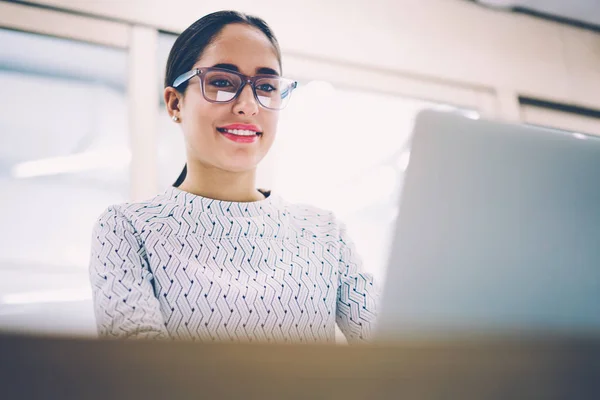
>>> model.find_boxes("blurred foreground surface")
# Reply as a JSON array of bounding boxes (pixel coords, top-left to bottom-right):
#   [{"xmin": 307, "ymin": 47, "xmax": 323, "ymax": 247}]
[{"xmin": 1, "ymin": 332, "xmax": 600, "ymax": 399}]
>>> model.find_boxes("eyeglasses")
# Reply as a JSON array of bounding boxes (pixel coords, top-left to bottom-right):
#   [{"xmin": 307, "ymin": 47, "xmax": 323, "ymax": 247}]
[{"xmin": 172, "ymin": 67, "xmax": 298, "ymax": 111}]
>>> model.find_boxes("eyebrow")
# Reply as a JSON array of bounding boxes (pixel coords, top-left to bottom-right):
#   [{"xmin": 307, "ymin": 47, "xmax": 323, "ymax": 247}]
[{"xmin": 211, "ymin": 63, "xmax": 280, "ymax": 76}]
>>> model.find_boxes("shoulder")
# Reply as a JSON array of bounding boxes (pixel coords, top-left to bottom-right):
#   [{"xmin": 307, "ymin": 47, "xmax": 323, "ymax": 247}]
[
  {"xmin": 274, "ymin": 196, "xmax": 346, "ymax": 235},
  {"xmin": 93, "ymin": 190, "xmax": 173, "ymax": 231},
  {"xmin": 277, "ymin": 196, "xmax": 334, "ymax": 221}
]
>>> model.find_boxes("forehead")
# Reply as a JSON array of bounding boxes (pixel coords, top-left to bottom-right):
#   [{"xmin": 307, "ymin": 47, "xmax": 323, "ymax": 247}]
[{"xmin": 196, "ymin": 23, "xmax": 280, "ymax": 75}]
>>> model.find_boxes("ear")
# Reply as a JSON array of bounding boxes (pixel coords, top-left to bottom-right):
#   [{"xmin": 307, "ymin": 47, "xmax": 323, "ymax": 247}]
[{"xmin": 164, "ymin": 87, "xmax": 183, "ymax": 119}]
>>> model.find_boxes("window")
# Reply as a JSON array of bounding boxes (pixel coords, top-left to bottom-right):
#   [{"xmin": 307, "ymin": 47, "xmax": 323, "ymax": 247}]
[
  {"xmin": 520, "ymin": 98, "xmax": 600, "ymax": 137},
  {"xmin": 274, "ymin": 82, "xmax": 478, "ymax": 282},
  {"xmin": 0, "ymin": 28, "xmax": 129, "ymax": 335}
]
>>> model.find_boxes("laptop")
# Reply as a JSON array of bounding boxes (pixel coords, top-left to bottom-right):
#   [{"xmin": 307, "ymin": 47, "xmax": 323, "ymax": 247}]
[{"xmin": 376, "ymin": 109, "xmax": 600, "ymax": 341}]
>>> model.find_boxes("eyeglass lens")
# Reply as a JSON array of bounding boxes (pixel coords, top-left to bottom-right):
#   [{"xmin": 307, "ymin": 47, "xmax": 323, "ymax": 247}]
[{"xmin": 202, "ymin": 70, "xmax": 293, "ymax": 109}]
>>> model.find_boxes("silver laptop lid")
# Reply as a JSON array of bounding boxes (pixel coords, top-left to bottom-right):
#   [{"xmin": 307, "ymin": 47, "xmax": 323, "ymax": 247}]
[{"xmin": 377, "ymin": 110, "xmax": 600, "ymax": 340}]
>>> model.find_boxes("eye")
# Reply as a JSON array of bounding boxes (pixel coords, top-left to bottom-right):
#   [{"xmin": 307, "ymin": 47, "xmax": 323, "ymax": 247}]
[
  {"xmin": 257, "ymin": 83, "xmax": 277, "ymax": 92},
  {"xmin": 209, "ymin": 78, "xmax": 234, "ymax": 88}
]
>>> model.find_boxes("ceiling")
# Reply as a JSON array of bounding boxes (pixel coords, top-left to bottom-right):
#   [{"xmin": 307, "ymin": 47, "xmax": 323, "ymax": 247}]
[{"xmin": 476, "ymin": 0, "xmax": 600, "ymax": 28}]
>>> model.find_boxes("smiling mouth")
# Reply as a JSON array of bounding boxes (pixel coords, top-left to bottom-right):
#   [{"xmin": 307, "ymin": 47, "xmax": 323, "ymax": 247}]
[{"xmin": 217, "ymin": 128, "xmax": 262, "ymax": 137}]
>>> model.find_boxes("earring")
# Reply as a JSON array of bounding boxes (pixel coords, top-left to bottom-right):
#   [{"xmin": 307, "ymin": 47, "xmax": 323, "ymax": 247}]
[{"xmin": 172, "ymin": 115, "xmax": 179, "ymax": 122}]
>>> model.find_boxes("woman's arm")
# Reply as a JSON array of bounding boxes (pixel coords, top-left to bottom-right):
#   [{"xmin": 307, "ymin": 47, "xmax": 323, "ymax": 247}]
[
  {"xmin": 89, "ymin": 207, "xmax": 168, "ymax": 339},
  {"xmin": 335, "ymin": 222, "xmax": 379, "ymax": 343}
]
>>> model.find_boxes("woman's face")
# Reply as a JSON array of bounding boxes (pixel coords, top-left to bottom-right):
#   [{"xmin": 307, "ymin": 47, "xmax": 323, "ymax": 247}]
[{"xmin": 168, "ymin": 24, "xmax": 281, "ymax": 174}]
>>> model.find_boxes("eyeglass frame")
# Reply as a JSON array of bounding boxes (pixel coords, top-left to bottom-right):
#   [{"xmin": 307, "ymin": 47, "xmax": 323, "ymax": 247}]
[{"xmin": 172, "ymin": 67, "xmax": 298, "ymax": 110}]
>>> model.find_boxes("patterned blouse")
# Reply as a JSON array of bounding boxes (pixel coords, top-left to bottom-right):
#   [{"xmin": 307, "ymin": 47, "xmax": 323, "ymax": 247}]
[{"xmin": 89, "ymin": 187, "xmax": 378, "ymax": 344}]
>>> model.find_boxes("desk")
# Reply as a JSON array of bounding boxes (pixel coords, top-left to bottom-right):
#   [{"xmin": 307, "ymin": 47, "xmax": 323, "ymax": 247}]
[{"xmin": 1, "ymin": 333, "xmax": 599, "ymax": 399}]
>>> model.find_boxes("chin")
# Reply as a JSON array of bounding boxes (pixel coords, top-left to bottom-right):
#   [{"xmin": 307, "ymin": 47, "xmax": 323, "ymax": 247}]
[{"xmin": 219, "ymin": 159, "xmax": 260, "ymax": 174}]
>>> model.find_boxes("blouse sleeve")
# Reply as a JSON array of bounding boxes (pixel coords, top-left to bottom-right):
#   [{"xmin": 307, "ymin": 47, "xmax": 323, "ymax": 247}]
[
  {"xmin": 335, "ymin": 221, "xmax": 379, "ymax": 343},
  {"xmin": 89, "ymin": 206, "xmax": 168, "ymax": 339}
]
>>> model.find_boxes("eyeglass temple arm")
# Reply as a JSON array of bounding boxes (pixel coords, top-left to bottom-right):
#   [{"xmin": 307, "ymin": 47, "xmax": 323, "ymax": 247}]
[
  {"xmin": 173, "ymin": 69, "xmax": 199, "ymax": 88},
  {"xmin": 280, "ymin": 81, "xmax": 298, "ymax": 99}
]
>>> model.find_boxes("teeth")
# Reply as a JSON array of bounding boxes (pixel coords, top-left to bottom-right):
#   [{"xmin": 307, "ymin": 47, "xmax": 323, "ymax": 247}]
[{"xmin": 223, "ymin": 129, "xmax": 257, "ymax": 136}]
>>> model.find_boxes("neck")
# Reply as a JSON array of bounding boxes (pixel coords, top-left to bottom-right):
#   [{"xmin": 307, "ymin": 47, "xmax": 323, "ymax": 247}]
[{"xmin": 177, "ymin": 161, "xmax": 265, "ymax": 203}]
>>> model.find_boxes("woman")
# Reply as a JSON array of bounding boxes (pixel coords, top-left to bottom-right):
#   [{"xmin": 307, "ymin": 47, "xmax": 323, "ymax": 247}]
[{"xmin": 89, "ymin": 10, "xmax": 377, "ymax": 344}]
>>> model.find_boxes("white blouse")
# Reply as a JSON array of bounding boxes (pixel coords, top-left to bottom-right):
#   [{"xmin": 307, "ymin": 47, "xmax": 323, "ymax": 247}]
[{"xmin": 89, "ymin": 187, "xmax": 378, "ymax": 344}]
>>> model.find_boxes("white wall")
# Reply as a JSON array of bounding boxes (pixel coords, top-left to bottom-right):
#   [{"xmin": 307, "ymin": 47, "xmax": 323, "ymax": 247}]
[{"xmin": 22, "ymin": 0, "xmax": 600, "ymax": 114}]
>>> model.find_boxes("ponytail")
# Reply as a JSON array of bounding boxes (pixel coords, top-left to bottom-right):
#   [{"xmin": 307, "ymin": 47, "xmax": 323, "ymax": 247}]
[{"xmin": 173, "ymin": 164, "xmax": 187, "ymax": 187}]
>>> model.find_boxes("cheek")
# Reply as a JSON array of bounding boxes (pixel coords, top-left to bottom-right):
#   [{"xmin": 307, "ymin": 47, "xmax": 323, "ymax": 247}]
[
  {"xmin": 183, "ymin": 103, "xmax": 220, "ymax": 139},
  {"xmin": 262, "ymin": 113, "xmax": 279, "ymax": 138}
]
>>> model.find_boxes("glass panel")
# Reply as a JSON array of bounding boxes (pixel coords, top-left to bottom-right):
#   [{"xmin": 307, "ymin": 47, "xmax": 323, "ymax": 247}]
[
  {"xmin": 0, "ymin": 28, "xmax": 129, "ymax": 335},
  {"xmin": 521, "ymin": 104, "xmax": 600, "ymax": 137},
  {"xmin": 275, "ymin": 82, "xmax": 479, "ymax": 282}
]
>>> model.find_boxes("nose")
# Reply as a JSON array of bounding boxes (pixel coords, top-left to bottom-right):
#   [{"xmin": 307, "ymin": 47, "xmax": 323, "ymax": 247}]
[{"xmin": 232, "ymin": 83, "xmax": 259, "ymax": 116}]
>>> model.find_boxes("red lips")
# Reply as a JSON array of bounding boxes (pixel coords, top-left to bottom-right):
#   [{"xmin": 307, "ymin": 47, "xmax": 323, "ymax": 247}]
[{"xmin": 219, "ymin": 123, "xmax": 261, "ymax": 132}]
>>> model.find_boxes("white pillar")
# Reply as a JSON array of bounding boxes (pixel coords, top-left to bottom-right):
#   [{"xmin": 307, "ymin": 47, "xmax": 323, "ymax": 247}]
[{"xmin": 128, "ymin": 26, "xmax": 158, "ymax": 201}]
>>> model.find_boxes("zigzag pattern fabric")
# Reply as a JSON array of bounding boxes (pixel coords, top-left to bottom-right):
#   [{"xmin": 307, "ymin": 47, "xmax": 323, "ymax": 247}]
[{"xmin": 89, "ymin": 187, "xmax": 378, "ymax": 343}]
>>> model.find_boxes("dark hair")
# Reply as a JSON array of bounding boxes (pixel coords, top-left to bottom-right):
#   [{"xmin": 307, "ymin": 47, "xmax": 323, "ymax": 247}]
[
  {"xmin": 166, "ymin": 10, "xmax": 282, "ymax": 186},
  {"xmin": 165, "ymin": 10, "xmax": 282, "ymax": 93}
]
